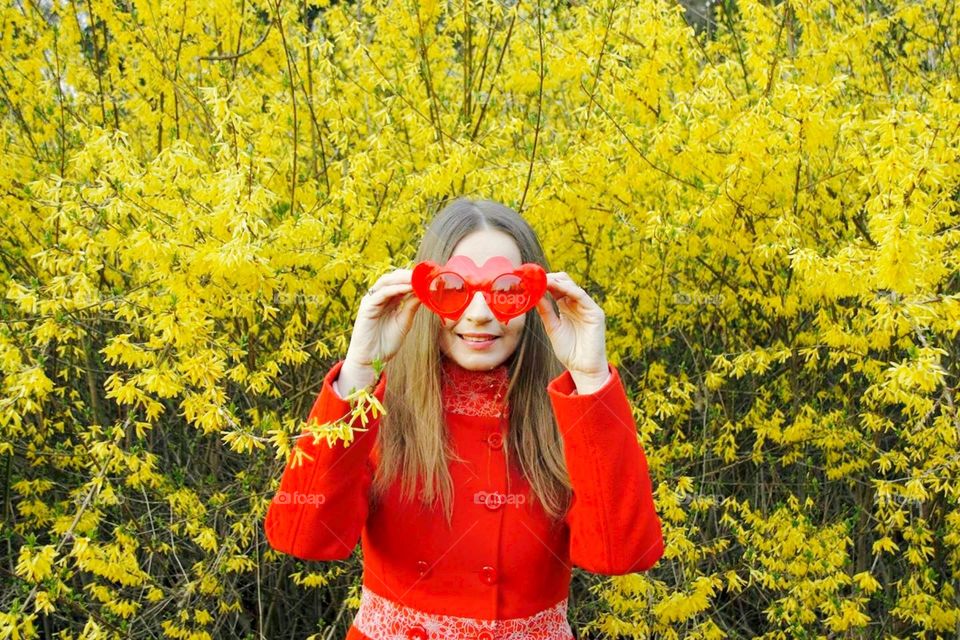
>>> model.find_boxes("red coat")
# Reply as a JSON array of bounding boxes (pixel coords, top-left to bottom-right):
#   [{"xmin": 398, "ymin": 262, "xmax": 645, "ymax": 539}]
[{"xmin": 264, "ymin": 356, "xmax": 664, "ymax": 639}]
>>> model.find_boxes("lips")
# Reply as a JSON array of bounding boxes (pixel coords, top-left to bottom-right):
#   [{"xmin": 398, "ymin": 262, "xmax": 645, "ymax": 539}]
[{"xmin": 458, "ymin": 333, "xmax": 500, "ymax": 343}]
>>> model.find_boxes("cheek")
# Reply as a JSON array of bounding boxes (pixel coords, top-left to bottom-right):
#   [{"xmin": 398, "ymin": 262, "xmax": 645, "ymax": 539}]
[
  {"xmin": 437, "ymin": 320, "xmax": 455, "ymax": 344},
  {"xmin": 505, "ymin": 317, "xmax": 525, "ymax": 341}
]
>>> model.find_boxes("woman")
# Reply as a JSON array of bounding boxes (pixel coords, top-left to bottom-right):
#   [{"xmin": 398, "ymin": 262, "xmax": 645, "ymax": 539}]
[{"xmin": 264, "ymin": 198, "xmax": 664, "ymax": 639}]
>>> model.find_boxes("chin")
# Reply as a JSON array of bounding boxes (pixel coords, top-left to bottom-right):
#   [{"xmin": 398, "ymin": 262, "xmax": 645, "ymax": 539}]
[{"xmin": 461, "ymin": 349, "xmax": 504, "ymax": 361}]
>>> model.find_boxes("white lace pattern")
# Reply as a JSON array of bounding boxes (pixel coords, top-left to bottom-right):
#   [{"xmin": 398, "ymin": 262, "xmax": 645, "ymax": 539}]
[{"xmin": 352, "ymin": 585, "xmax": 574, "ymax": 639}]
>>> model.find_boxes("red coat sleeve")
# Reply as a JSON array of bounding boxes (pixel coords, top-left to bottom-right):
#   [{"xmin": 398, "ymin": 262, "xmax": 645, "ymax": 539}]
[
  {"xmin": 547, "ymin": 362, "xmax": 664, "ymax": 574},
  {"xmin": 264, "ymin": 359, "xmax": 387, "ymax": 561}
]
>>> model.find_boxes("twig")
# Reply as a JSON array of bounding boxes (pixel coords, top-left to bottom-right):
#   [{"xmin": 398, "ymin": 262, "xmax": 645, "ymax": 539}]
[
  {"xmin": 198, "ymin": 24, "xmax": 272, "ymax": 61},
  {"xmin": 519, "ymin": 0, "xmax": 545, "ymax": 212}
]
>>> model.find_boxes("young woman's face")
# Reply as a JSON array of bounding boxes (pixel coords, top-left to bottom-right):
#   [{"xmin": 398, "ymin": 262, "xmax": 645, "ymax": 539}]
[{"xmin": 438, "ymin": 229, "xmax": 526, "ymax": 371}]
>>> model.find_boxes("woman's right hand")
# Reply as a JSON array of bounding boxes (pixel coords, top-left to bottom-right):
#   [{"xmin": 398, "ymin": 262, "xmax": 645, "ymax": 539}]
[{"xmin": 338, "ymin": 268, "xmax": 421, "ymax": 394}]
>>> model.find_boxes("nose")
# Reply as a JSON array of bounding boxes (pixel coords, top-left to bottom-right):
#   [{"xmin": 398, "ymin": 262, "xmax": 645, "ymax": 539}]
[{"xmin": 462, "ymin": 291, "xmax": 494, "ymax": 324}]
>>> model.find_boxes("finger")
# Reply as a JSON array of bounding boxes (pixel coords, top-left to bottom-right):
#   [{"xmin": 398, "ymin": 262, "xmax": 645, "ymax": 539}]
[
  {"xmin": 545, "ymin": 274, "xmax": 582, "ymax": 303},
  {"xmin": 534, "ymin": 294, "xmax": 560, "ymax": 334},
  {"xmin": 367, "ymin": 283, "xmax": 413, "ymax": 305},
  {"xmin": 547, "ymin": 272, "xmax": 577, "ymax": 285},
  {"xmin": 398, "ymin": 292, "xmax": 422, "ymax": 329},
  {"xmin": 374, "ymin": 268, "xmax": 414, "ymax": 287},
  {"xmin": 549, "ymin": 279, "xmax": 604, "ymax": 321}
]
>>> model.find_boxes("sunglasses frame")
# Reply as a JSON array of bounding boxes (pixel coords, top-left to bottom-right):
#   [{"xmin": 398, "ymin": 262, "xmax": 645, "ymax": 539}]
[{"xmin": 411, "ymin": 255, "xmax": 548, "ymax": 323}]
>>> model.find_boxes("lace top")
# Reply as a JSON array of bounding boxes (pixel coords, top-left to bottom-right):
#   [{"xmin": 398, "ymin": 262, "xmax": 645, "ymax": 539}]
[
  {"xmin": 353, "ymin": 585, "xmax": 574, "ymax": 640},
  {"xmin": 440, "ymin": 356, "xmax": 510, "ymax": 419}
]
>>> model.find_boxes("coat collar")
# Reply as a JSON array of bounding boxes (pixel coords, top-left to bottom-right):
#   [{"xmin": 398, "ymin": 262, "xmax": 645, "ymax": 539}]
[{"xmin": 440, "ymin": 355, "xmax": 510, "ymax": 419}]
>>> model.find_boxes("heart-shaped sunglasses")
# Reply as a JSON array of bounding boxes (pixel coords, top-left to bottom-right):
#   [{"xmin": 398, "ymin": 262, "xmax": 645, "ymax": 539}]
[{"xmin": 411, "ymin": 255, "xmax": 548, "ymax": 323}]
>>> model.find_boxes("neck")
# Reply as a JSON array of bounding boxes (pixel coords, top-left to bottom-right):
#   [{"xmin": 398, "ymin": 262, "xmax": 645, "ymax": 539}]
[{"xmin": 440, "ymin": 354, "xmax": 510, "ymax": 375}]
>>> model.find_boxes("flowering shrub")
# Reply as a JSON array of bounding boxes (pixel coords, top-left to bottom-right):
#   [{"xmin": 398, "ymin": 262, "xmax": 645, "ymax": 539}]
[{"xmin": 1, "ymin": 0, "xmax": 958, "ymax": 638}]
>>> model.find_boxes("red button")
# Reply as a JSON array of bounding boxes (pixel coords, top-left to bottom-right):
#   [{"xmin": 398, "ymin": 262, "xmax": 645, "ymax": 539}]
[
  {"xmin": 487, "ymin": 432, "xmax": 503, "ymax": 449},
  {"xmin": 416, "ymin": 560, "xmax": 429, "ymax": 576},
  {"xmin": 480, "ymin": 565, "xmax": 497, "ymax": 584},
  {"xmin": 476, "ymin": 631, "xmax": 494, "ymax": 640},
  {"xmin": 406, "ymin": 624, "xmax": 428, "ymax": 640}
]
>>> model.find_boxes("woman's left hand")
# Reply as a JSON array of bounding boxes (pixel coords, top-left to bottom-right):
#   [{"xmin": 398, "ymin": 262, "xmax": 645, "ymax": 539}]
[{"xmin": 534, "ymin": 272, "xmax": 610, "ymax": 393}]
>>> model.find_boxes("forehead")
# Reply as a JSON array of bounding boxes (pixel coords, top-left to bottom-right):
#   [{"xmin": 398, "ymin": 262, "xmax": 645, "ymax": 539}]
[{"xmin": 451, "ymin": 229, "xmax": 522, "ymax": 267}]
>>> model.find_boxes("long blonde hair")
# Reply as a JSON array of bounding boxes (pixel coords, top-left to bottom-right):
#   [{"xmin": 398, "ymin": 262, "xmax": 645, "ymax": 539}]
[{"xmin": 370, "ymin": 197, "xmax": 573, "ymax": 526}]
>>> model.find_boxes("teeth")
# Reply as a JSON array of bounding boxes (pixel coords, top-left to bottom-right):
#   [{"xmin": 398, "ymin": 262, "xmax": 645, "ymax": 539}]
[{"xmin": 462, "ymin": 335, "xmax": 495, "ymax": 342}]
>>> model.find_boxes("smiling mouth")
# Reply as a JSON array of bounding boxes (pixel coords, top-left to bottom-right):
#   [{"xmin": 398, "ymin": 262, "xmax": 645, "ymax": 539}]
[{"xmin": 457, "ymin": 334, "xmax": 500, "ymax": 343}]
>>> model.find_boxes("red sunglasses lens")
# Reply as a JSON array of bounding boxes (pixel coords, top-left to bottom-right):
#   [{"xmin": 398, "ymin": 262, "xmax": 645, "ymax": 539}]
[
  {"xmin": 490, "ymin": 274, "xmax": 530, "ymax": 315},
  {"xmin": 429, "ymin": 272, "xmax": 469, "ymax": 313}
]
